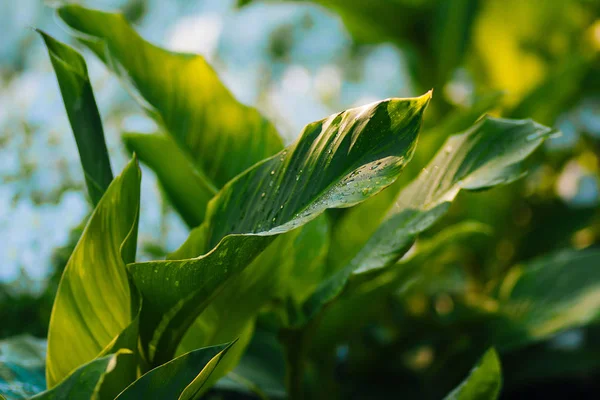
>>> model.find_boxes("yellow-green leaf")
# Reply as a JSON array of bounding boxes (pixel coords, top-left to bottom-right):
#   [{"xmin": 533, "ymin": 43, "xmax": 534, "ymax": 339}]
[
  {"xmin": 57, "ymin": 5, "xmax": 284, "ymax": 191},
  {"xmin": 46, "ymin": 158, "xmax": 141, "ymax": 388},
  {"xmin": 443, "ymin": 348, "xmax": 502, "ymax": 400}
]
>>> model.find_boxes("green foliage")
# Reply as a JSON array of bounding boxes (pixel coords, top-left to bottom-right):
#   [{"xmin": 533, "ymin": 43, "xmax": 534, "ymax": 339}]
[
  {"xmin": 45, "ymin": 157, "xmax": 141, "ymax": 389},
  {"xmin": 3, "ymin": 1, "xmax": 598, "ymax": 399},
  {"xmin": 36, "ymin": 30, "xmax": 113, "ymax": 206},
  {"xmin": 444, "ymin": 348, "xmax": 502, "ymax": 400}
]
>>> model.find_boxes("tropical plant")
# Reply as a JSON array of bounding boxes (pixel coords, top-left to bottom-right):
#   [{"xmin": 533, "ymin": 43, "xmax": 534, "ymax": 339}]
[{"xmin": 1, "ymin": 2, "xmax": 599, "ymax": 400}]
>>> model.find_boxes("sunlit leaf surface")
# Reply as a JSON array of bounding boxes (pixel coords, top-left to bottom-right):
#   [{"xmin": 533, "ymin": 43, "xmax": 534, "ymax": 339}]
[
  {"xmin": 443, "ymin": 348, "xmax": 502, "ymax": 400},
  {"xmin": 46, "ymin": 158, "xmax": 141, "ymax": 387},
  {"xmin": 301, "ymin": 116, "xmax": 554, "ymax": 324},
  {"xmin": 129, "ymin": 93, "xmax": 431, "ymax": 364}
]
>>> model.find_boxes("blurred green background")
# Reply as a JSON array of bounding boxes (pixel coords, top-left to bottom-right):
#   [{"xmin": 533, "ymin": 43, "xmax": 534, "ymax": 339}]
[{"xmin": 0, "ymin": 0, "xmax": 599, "ymax": 398}]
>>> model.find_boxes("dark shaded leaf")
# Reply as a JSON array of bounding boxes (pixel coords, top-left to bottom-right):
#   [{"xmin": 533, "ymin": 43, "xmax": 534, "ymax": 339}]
[{"xmin": 37, "ymin": 30, "xmax": 113, "ymax": 205}]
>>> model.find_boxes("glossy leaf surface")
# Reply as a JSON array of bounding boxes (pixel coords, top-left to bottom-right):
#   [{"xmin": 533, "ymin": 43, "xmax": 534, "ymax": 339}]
[
  {"xmin": 46, "ymin": 158, "xmax": 141, "ymax": 387},
  {"xmin": 301, "ymin": 116, "xmax": 554, "ymax": 324},
  {"xmin": 327, "ymin": 91, "xmax": 504, "ymax": 271},
  {"xmin": 129, "ymin": 94, "xmax": 431, "ymax": 363}
]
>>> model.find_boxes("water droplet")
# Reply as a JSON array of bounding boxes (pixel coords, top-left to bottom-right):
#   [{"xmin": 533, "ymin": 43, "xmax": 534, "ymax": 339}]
[
  {"xmin": 271, "ymin": 170, "xmax": 275, "ymax": 175},
  {"xmin": 280, "ymin": 205, "xmax": 284, "ymax": 209},
  {"xmin": 272, "ymin": 218, "xmax": 276, "ymax": 222},
  {"xmin": 175, "ymin": 281, "xmax": 180, "ymax": 287},
  {"xmin": 362, "ymin": 188, "xmax": 371, "ymax": 195},
  {"xmin": 444, "ymin": 145, "xmax": 453, "ymax": 153}
]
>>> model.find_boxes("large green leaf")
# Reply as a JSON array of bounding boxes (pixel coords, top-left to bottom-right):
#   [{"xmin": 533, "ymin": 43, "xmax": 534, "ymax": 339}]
[
  {"xmin": 129, "ymin": 93, "xmax": 431, "ymax": 364},
  {"xmin": 176, "ymin": 215, "xmax": 329, "ymax": 354},
  {"xmin": 172, "ymin": 215, "xmax": 329, "ymax": 387},
  {"xmin": 37, "ymin": 30, "xmax": 113, "ymax": 206},
  {"xmin": 443, "ymin": 348, "xmax": 502, "ymax": 400},
  {"xmin": 46, "ymin": 158, "xmax": 141, "ymax": 388},
  {"xmin": 123, "ymin": 133, "xmax": 216, "ymax": 227},
  {"xmin": 0, "ymin": 335, "xmax": 46, "ymax": 399},
  {"xmin": 115, "ymin": 343, "xmax": 233, "ymax": 400},
  {"xmin": 327, "ymin": 91, "xmax": 503, "ymax": 272},
  {"xmin": 492, "ymin": 249, "xmax": 600, "ymax": 350},
  {"xmin": 300, "ymin": 116, "xmax": 554, "ymax": 325},
  {"xmin": 32, "ymin": 351, "xmax": 132, "ymax": 400},
  {"xmin": 57, "ymin": 5, "xmax": 283, "ymax": 192}
]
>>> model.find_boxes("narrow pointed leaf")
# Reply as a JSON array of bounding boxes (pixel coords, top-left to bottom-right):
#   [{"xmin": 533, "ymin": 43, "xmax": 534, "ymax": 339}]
[
  {"xmin": 115, "ymin": 343, "xmax": 233, "ymax": 400},
  {"xmin": 46, "ymin": 158, "xmax": 141, "ymax": 387},
  {"xmin": 123, "ymin": 133, "xmax": 216, "ymax": 227},
  {"xmin": 443, "ymin": 348, "xmax": 502, "ymax": 400},
  {"xmin": 57, "ymin": 5, "xmax": 284, "ymax": 191},
  {"xmin": 129, "ymin": 94, "xmax": 431, "ymax": 363},
  {"xmin": 301, "ymin": 117, "xmax": 554, "ymax": 324},
  {"xmin": 37, "ymin": 30, "xmax": 113, "ymax": 205},
  {"xmin": 32, "ymin": 351, "xmax": 132, "ymax": 400}
]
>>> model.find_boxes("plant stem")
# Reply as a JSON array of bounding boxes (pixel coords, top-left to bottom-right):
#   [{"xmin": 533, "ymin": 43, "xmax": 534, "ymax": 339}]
[{"xmin": 281, "ymin": 327, "xmax": 308, "ymax": 400}]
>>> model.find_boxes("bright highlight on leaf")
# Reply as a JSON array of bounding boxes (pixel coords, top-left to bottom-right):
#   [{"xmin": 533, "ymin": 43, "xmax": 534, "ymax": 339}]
[
  {"xmin": 45, "ymin": 158, "xmax": 141, "ymax": 388},
  {"xmin": 129, "ymin": 92, "xmax": 431, "ymax": 363},
  {"xmin": 16, "ymin": 1, "xmax": 598, "ymax": 399},
  {"xmin": 443, "ymin": 348, "xmax": 502, "ymax": 400},
  {"xmin": 299, "ymin": 116, "xmax": 554, "ymax": 324}
]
